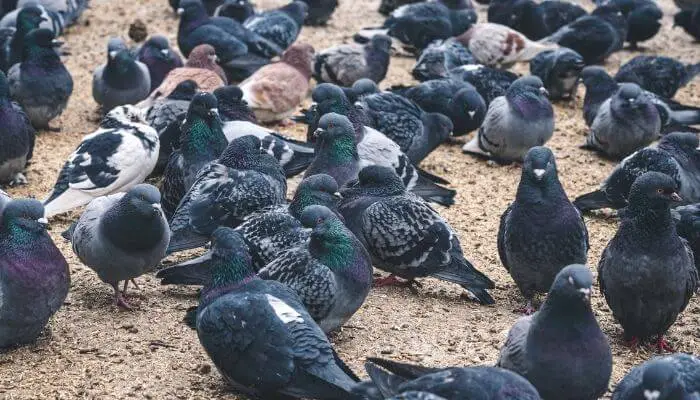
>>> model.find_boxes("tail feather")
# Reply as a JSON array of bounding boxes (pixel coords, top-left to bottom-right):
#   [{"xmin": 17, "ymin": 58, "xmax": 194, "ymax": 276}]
[
  {"xmin": 43, "ymin": 189, "xmax": 96, "ymax": 218},
  {"xmin": 415, "ymin": 166, "xmax": 450, "ymax": 185},
  {"xmin": 183, "ymin": 306, "xmax": 198, "ymax": 329},
  {"xmin": 432, "ymin": 256, "xmax": 495, "ymax": 296},
  {"xmin": 573, "ymin": 189, "xmax": 613, "ymax": 212},
  {"xmin": 167, "ymin": 227, "xmax": 210, "ymax": 254},
  {"xmin": 669, "ymin": 109, "xmax": 700, "ymax": 126},
  {"xmin": 366, "ymin": 358, "xmax": 440, "ymax": 379},
  {"xmin": 411, "ymin": 177, "xmax": 456, "ymax": 207},
  {"xmin": 353, "ymin": 28, "xmax": 389, "ymax": 44},
  {"xmin": 156, "ymin": 252, "xmax": 213, "ymax": 286},
  {"xmin": 61, "ymin": 221, "xmax": 77, "ymax": 242},
  {"xmin": 682, "ymin": 63, "xmax": 700, "ymax": 87},
  {"xmin": 364, "ymin": 362, "xmax": 406, "ymax": 398},
  {"xmin": 283, "ymin": 150, "xmax": 315, "ymax": 177}
]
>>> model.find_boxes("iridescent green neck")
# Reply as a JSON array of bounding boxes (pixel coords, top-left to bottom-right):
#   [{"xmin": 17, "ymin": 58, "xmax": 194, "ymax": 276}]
[
  {"xmin": 310, "ymin": 221, "xmax": 355, "ymax": 270},
  {"xmin": 210, "ymin": 257, "xmax": 256, "ymax": 288},
  {"xmin": 326, "ymin": 135, "xmax": 356, "ymax": 163},
  {"xmin": 1, "ymin": 220, "xmax": 39, "ymax": 244},
  {"xmin": 183, "ymin": 117, "xmax": 222, "ymax": 154}
]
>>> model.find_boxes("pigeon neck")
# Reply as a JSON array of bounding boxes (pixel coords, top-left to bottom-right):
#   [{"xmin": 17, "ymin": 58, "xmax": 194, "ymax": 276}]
[
  {"xmin": 289, "ymin": 191, "xmax": 337, "ymax": 219},
  {"xmin": 319, "ymin": 134, "xmax": 358, "ymax": 164},
  {"xmin": 100, "ymin": 201, "xmax": 165, "ymax": 251},
  {"xmin": 0, "ymin": 218, "xmax": 45, "ymax": 245},
  {"xmin": 182, "ymin": 116, "xmax": 226, "ymax": 157},
  {"xmin": 309, "ymin": 222, "xmax": 359, "ymax": 272},
  {"xmin": 622, "ymin": 205, "xmax": 675, "ymax": 238},
  {"xmin": 516, "ymin": 174, "xmax": 569, "ymax": 204},
  {"xmin": 202, "ymin": 258, "xmax": 258, "ymax": 302},
  {"xmin": 104, "ymin": 59, "xmax": 142, "ymax": 89},
  {"xmin": 508, "ymin": 91, "xmax": 553, "ymax": 119},
  {"xmin": 22, "ymin": 45, "xmax": 61, "ymax": 68},
  {"xmin": 539, "ymin": 292, "xmax": 595, "ymax": 324}
]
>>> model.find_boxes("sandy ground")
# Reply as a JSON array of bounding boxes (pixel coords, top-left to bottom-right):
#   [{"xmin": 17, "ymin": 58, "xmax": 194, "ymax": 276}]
[{"xmin": 0, "ymin": 0, "xmax": 699, "ymax": 398}]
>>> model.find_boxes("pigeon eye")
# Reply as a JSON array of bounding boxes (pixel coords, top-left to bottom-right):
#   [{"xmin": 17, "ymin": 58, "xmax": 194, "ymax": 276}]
[
  {"xmin": 568, "ymin": 276, "xmax": 575, "ymax": 285},
  {"xmin": 657, "ymin": 189, "xmax": 664, "ymax": 194}
]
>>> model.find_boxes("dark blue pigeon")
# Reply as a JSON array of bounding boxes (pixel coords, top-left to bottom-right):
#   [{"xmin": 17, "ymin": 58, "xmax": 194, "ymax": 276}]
[
  {"xmin": 498, "ymin": 147, "xmax": 588, "ymax": 314},
  {"xmin": 0, "ymin": 199, "xmax": 69, "ymax": 348},
  {"xmin": 598, "ymin": 172, "xmax": 699, "ymax": 351},
  {"xmin": 498, "ymin": 264, "xmax": 612, "ymax": 400},
  {"xmin": 0, "ymin": 69, "xmax": 34, "ymax": 186},
  {"xmin": 540, "ymin": 14, "xmax": 620, "ymax": 65},
  {"xmin": 8, "ymin": 28, "xmax": 72, "ymax": 130},
  {"xmin": 242, "ymin": 1, "xmax": 307, "ymax": 51},
  {"xmin": 613, "ymin": 354, "xmax": 700, "ymax": 400},
  {"xmin": 411, "ymin": 38, "xmax": 476, "ymax": 81},
  {"xmin": 191, "ymin": 227, "xmax": 362, "ymax": 399},
  {"xmin": 615, "ymin": 55, "xmax": 700, "ymax": 99},
  {"xmin": 608, "ymin": 0, "xmax": 662, "ymax": 49},
  {"xmin": 298, "ymin": 0, "xmax": 337, "ymax": 25},
  {"xmin": 136, "ymin": 35, "xmax": 184, "ymax": 91},
  {"xmin": 161, "ymin": 92, "xmax": 228, "ymax": 220},
  {"xmin": 674, "ymin": 7, "xmax": 700, "ymax": 42},
  {"xmin": 65, "ymin": 184, "xmax": 169, "ymax": 309},
  {"xmin": 168, "ymin": 135, "xmax": 286, "ymax": 253},
  {"xmin": 339, "ymin": 165, "xmax": 495, "ymax": 304},
  {"xmin": 314, "ymin": 35, "xmax": 392, "ymax": 87},
  {"xmin": 529, "ymin": 47, "xmax": 585, "ymax": 101},
  {"xmin": 93, "ymin": 38, "xmax": 151, "ymax": 112},
  {"xmin": 488, "ymin": 0, "xmax": 586, "ymax": 40},
  {"xmin": 448, "ymin": 64, "xmax": 518, "ymax": 106}
]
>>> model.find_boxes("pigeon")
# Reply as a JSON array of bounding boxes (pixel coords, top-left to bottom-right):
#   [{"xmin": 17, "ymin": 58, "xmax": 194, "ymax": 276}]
[
  {"xmin": 455, "ymin": 23, "xmax": 557, "ymax": 68},
  {"xmin": 42, "ymin": 106, "xmax": 159, "ymax": 217},
  {"xmin": 314, "ymin": 35, "xmax": 392, "ymax": 87},
  {"xmin": 65, "ymin": 184, "xmax": 168, "ymax": 310},
  {"xmin": 581, "ymin": 66, "xmax": 700, "ymax": 128},
  {"xmin": 487, "ymin": 0, "xmax": 587, "ymax": 40},
  {"xmin": 598, "ymin": 172, "xmax": 699, "ymax": 351},
  {"xmin": 529, "ymin": 48, "xmax": 585, "ymax": 101},
  {"xmin": 355, "ymin": 2, "xmax": 478, "ymax": 52},
  {"xmin": 615, "ymin": 55, "xmax": 700, "ymax": 99},
  {"xmin": 304, "ymin": 113, "xmax": 361, "ymax": 188},
  {"xmin": 8, "ymin": 28, "xmax": 72, "ymax": 130},
  {"xmin": 411, "ymin": 38, "xmax": 476, "ymax": 81},
  {"xmin": 92, "ymin": 39, "xmax": 151, "ymax": 112},
  {"xmin": 539, "ymin": 14, "xmax": 620, "ymax": 65},
  {"xmin": 590, "ymin": 3, "xmax": 628, "ymax": 51},
  {"xmin": 583, "ymin": 82, "xmax": 661, "ymax": 160},
  {"xmin": 498, "ymin": 147, "xmax": 588, "ymax": 314},
  {"xmin": 168, "ymin": 135, "xmax": 287, "ymax": 253},
  {"xmin": 191, "ymin": 227, "xmax": 361, "ymax": 399},
  {"xmin": 448, "ymin": 63, "xmax": 518, "ymax": 105},
  {"xmin": 254, "ymin": 205, "xmax": 373, "ymax": 332},
  {"xmin": 173, "ymin": 0, "xmax": 225, "ymax": 15},
  {"xmin": 393, "ymin": 79, "xmax": 486, "ymax": 136},
  {"xmin": 609, "ymin": 0, "xmax": 662, "ymax": 49},
  {"xmin": 673, "ymin": 203, "xmax": 700, "ymax": 273},
  {"xmin": 612, "ymin": 354, "xmax": 700, "ymax": 399},
  {"xmin": 242, "ymin": 1, "xmax": 307, "ymax": 51},
  {"xmin": 299, "ymin": 0, "xmax": 337, "ymax": 25},
  {"xmin": 574, "ymin": 131, "xmax": 700, "ymax": 213},
  {"xmin": 339, "ymin": 165, "xmax": 495, "ymax": 304},
  {"xmin": 498, "ymin": 264, "xmax": 612, "ymax": 399},
  {"xmin": 462, "ymin": 75, "xmax": 554, "ymax": 163},
  {"xmin": 161, "ymin": 92, "xmax": 229, "ymax": 220},
  {"xmin": 214, "ymin": 0, "xmax": 256, "ymax": 22},
  {"xmin": 0, "ymin": 199, "xmax": 69, "ymax": 348},
  {"xmin": 0, "ymin": 69, "xmax": 34, "ymax": 186},
  {"xmin": 361, "ymin": 358, "xmax": 541, "ymax": 400},
  {"xmin": 144, "ymin": 80, "xmax": 198, "ymax": 176},
  {"xmin": 144, "ymin": 44, "xmax": 226, "ymax": 106},
  {"xmin": 0, "ymin": 0, "xmax": 87, "ymax": 31},
  {"xmin": 378, "ymin": 0, "xmax": 473, "ymax": 16},
  {"xmin": 239, "ymin": 43, "xmax": 314, "ymax": 123},
  {"xmin": 136, "ymin": 35, "xmax": 184, "ymax": 91},
  {"xmin": 214, "ymin": 84, "xmax": 257, "ymax": 123},
  {"xmin": 0, "ymin": 5, "xmax": 45, "ymax": 72},
  {"xmin": 674, "ymin": 7, "xmax": 700, "ymax": 42},
  {"xmin": 387, "ymin": 393, "xmax": 447, "ymax": 400},
  {"xmin": 356, "ymin": 91, "xmax": 454, "ymax": 163}
]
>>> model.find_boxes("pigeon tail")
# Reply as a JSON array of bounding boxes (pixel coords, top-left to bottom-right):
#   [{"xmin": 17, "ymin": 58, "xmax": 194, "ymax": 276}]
[
  {"xmin": 366, "ymin": 357, "xmax": 440, "ymax": 379},
  {"xmin": 364, "ymin": 362, "xmax": 406, "ymax": 398},
  {"xmin": 668, "ymin": 108, "xmax": 700, "ymax": 126},
  {"xmin": 682, "ymin": 63, "xmax": 700, "ymax": 87},
  {"xmin": 61, "ymin": 221, "xmax": 77, "ymax": 242},
  {"xmin": 415, "ymin": 166, "xmax": 450, "ymax": 185},
  {"xmin": 411, "ymin": 176, "xmax": 456, "ymax": 207},
  {"xmin": 354, "ymin": 28, "xmax": 389, "ymax": 44},
  {"xmin": 43, "ymin": 189, "xmax": 96, "ymax": 218},
  {"xmin": 156, "ymin": 253, "xmax": 212, "ymax": 285},
  {"xmin": 432, "ymin": 256, "xmax": 495, "ymax": 301},
  {"xmin": 183, "ymin": 306, "xmax": 198, "ymax": 329},
  {"xmin": 461, "ymin": 135, "xmax": 490, "ymax": 158},
  {"xmin": 573, "ymin": 189, "xmax": 613, "ymax": 212},
  {"xmin": 166, "ymin": 228, "xmax": 210, "ymax": 254}
]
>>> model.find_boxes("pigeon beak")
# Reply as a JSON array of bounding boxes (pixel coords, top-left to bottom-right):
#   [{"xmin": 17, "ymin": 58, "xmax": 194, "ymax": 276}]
[
  {"xmin": 628, "ymin": 98, "xmax": 636, "ymax": 103},
  {"xmin": 152, "ymin": 203, "xmax": 162, "ymax": 210},
  {"xmin": 467, "ymin": 110, "xmax": 476, "ymax": 119},
  {"xmin": 578, "ymin": 287, "xmax": 591, "ymax": 301},
  {"xmin": 37, "ymin": 217, "xmax": 48, "ymax": 226},
  {"xmin": 313, "ymin": 127, "xmax": 325, "ymax": 138},
  {"xmin": 208, "ymin": 54, "xmax": 218, "ymax": 63},
  {"xmin": 670, "ymin": 192, "xmax": 682, "ymax": 202},
  {"xmin": 539, "ymin": 87, "xmax": 549, "ymax": 97},
  {"xmin": 209, "ymin": 108, "xmax": 219, "ymax": 117},
  {"xmin": 160, "ymin": 49, "xmax": 170, "ymax": 57},
  {"xmin": 177, "ymin": 7, "xmax": 184, "ymax": 15},
  {"xmin": 51, "ymin": 39, "xmax": 63, "ymax": 48},
  {"xmin": 644, "ymin": 390, "xmax": 661, "ymax": 400},
  {"xmin": 333, "ymin": 191, "xmax": 342, "ymax": 199},
  {"xmin": 109, "ymin": 50, "xmax": 118, "ymax": 59},
  {"xmin": 533, "ymin": 169, "xmax": 546, "ymax": 179}
]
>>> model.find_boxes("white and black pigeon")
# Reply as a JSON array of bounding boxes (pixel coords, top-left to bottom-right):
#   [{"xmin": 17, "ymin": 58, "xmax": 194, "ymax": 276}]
[
  {"xmin": 64, "ymin": 184, "xmax": 169, "ymax": 310},
  {"xmin": 167, "ymin": 135, "xmax": 287, "ymax": 254},
  {"xmin": 190, "ymin": 227, "xmax": 362, "ymax": 399},
  {"xmin": 497, "ymin": 264, "xmax": 612, "ymax": 400},
  {"xmin": 0, "ymin": 69, "xmax": 34, "ymax": 186},
  {"xmin": 92, "ymin": 37, "xmax": 151, "ymax": 112},
  {"xmin": 498, "ymin": 147, "xmax": 588, "ymax": 314},
  {"xmin": 612, "ymin": 354, "xmax": 700, "ymax": 400},
  {"xmin": 583, "ymin": 82, "xmax": 661, "ymax": 160},
  {"xmin": 43, "ymin": 105, "xmax": 160, "ymax": 218},
  {"xmin": 339, "ymin": 165, "xmax": 495, "ymax": 304},
  {"xmin": 598, "ymin": 172, "xmax": 699, "ymax": 352},
  {"xmin": 462, "ymin": 75, "xmax": 554, "ymax": 163},
  {"xmin": 574, "ymin": 131, "xmax": 700, "ymax": 213}
]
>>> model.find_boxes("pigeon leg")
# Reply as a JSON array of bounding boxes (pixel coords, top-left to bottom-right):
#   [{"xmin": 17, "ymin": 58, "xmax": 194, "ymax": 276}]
[
  {"xmin": 122, "ymin": 280, "xmax": 129, "ymax": 296},
  {"xmin": 624, "ymin": 336, "xmax": 640, "ymax": 350},
  {"xmin": 130, "ymin": 279, "xmax": 140, "ymax": 290},
  {"xmin": 655, "ymin": 336, "xmax": 675, "ymax": 353},
  {"xmin": 373, "ymin": 274, "xmax": 422, "ymax": 288},
  {"xmin": 9, "ymin": 173, "xmax": 27, "ymax": 186},
  {"xmin": 514, "ymin": 300, "xmax": 536, "ymax": 315},
  {"xmin": 45, "ymin": 125, "xmax": 61, "ymax": 132},
  {"xmin": 111, "ymin": 283, "xmax": 133, "ymax": 310}
]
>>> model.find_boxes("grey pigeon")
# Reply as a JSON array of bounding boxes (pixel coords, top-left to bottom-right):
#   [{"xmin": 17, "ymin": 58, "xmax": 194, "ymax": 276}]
[
  {"xmin": 242, "ymin": 1, "xmax": 307, "ymax": 51},
  {"xmin": 498, "ymin": 147, "xmax": 588, "ymax": 314},
  {"xmin": 583, "ymin": 82, "xmax": 661, "ymax": 160},
  {"xmin": 66, "ymin": 184, "xmax": 169, "ymax": 309},
  {"xmin": 598, "ymin": 172, "xmax": 698, "ymax": 351},
  {"xmin": 462, "ymin": 75, "xmax": 554, "ymax": 163},
  {"xmin": 304, "ymin": 112, "xmax": 362, "ymax": 188},
  {"xmin": 574, "ymin": 131, "xmax": 700, "ymax": 212},
  {"xmin": 136, "ymin": 35, "xmax": 184, "ymax": 91},
  {"xmin": 43, "ymin": 105, "xmax": 160, "ymax": 218},
  {"xmin": 257, "ymin": 205, "xmax": 372, "ymax": 332},
  {"xmin": 529, "ymin": 48, "xmax": 585, "ymax": 101},
  {"xmin": 411, "ymin": 38, "xmax": 476, "ymax": 82},
  {"xmin": 160, "ymin": 92, "xmax": 228, "ymax": 220},
  {"xmin": 0, "ymin": 199, "xmax": 69, "ymax": 348},
  {"xmin": 314, "ymin": 35, "xmax": 392, "ymax": 87},
  {"xmin": 498, "ymin": 264, "xmax": 612, "ymax": 400},
  {"xmin": 615, "ymin": 55, "xmax": 700, "ymax": 99},
  {"xmin": 362, "ymin": 358, "xmax": 541, "ymax": 400},
  {"xmin": 612, "ymin": 354, "xmax": 700, "ymax": 400},
  {"xmin": 356, "ymin": 91, "xmax": 454, "ymax": 163},
  {"xmin": 192, "ymin": 227, "xmax": 361, "ymax": 399},
  {"xmin": 92, "ymin": 38, "xmax": 151, "ymax": 112},
  {"xmin": 0, "ymin": 69, "xmax": 34, "ymax": 186},
  {"xmin": 168, "ymin": 135, "xmax": 287, "ymax": 253},
  {"xmin": 339, "ymin": 165, "xmax": 495, "ymax": 304},
  {"xmin": 672, "ymin": 203, "xmax": 700, "ymax": 273},
  {"xmin": 8, "ymin": 28, "xmax": 72, "ymax": 130}
]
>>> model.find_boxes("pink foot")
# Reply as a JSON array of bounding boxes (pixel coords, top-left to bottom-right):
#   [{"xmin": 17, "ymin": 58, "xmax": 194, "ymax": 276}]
[
  {"xmin": 373, "ymin": 275, "xmax": 422, "ymax": 288},
  {"xmin": 656, "ymin": 336, "xmax": 674, "ymax": 353},
  {"xmin": 514, "ymin": 301, "xmax": 536, "ymax": 315},
  {"xmin": 625, "ymin": 337, "xmax": 640, "ymax": 350},
  {"xmin": 112, "ymin": 283, "xmax": 133, "ymax": 310}
]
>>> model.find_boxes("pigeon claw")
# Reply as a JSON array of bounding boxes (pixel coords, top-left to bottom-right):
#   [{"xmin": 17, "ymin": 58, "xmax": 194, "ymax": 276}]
[
  {"xmin": 373, "ymin": 274, "xmax": 422, "ymax": 289},
  {"xmin": 514, "ymin": 301, "xmax": 536, "ymax": 315},
  {"xmin": 655, "ymin": 336, "xmax": 674, "ymax": 353},
  {"xmin": 624, "ymin": 336, "xmax": 640, "ymax": 350}
]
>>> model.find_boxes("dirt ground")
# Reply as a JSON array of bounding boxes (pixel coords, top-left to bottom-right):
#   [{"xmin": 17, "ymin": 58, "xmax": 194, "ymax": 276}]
[{"xmin": 0, "ymin": 0, "xmax": 699, "ymax": 398}]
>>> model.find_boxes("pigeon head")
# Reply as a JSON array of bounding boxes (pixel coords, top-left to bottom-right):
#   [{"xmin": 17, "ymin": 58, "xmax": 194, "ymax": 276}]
[
  {"xmin": 301, "ymin": 205, "xmax": 356, "ymax": 269},
  {"xmin": 546, "ymin": 49, "xmax": 585, "ymax": 99},
  {"xmin": 509, "ymin": 0, "xmax": 548, "ymax": 39},
  {"xmin": 1, "ymin": 199, "xmax": 47, "ymax": 235},
  {"xmin": 216, "ymin": 0, "xmax": 256, "ymax": 22},
  {"xmin": 628, "ymin": 172, "xmax": 682, "ymax": 211},
  {"xmin": 219, "ymin": 135, "xmax": 262, "ymax": 168},
  {"xmin": 23, "ymin": 28, "xmax": 61, "ymax": 56},
  {"xmin": 214, "ymin": 85, "xmax": 244, "ymax": 104},
  {"xmin": 143, "ymin": 35, "xmax": 171, "ymax": 57},
  {"xmin": 412, "ymin": 45, "xmax": 448, "ymax": 80},
  {"xmin": 185, "ymin": 44, "xmax": 219, "ymax": 69},
  {"xmin": 345, "ymin": 165, "xmax": 405, "ymax": 197},
  {"xmin": 282, "ymin": 43, "xmax": 315, "ymax": 79},
  {"xmin": 312, "ymin": 83, "xmax": 347, "ymax": 105},
  {"xmin": 289, "ymin": 174, "xmax": 341, "ymax": 219},
  {"xmin": 299, "ymin": 204, "xmax": 341, "ymax": 229},
  {"xmin": 100, "ymin": 185, "xmax": 165, "ymax": 252},
  {"xmin": 450, "ymin": 9, "xmax": 478, "ymax": 37},
  {"xmin": 659, "ymin": 131, "xmax": 699, "ymax": 155},
  {"xmin": 640, "ymin": 359, "xmax": 683, "ymax": 400},
  {"xmin": 545, "ymin": 264, "xmax": 594, "ymax": 307},
  {"xmin": 449, "ymin": 87, "xmax": 486, "ymax": 133},
  {"xmin": 581, "ymin": 66, "xmax": 615, "ymax": 90},
  {"xmin": 314, "ymin": 113, "xmax": 357, "ymax": 156},
  {"xmin": 522, "ymin": 146, "xmax": 557, "ymax": 183},
  {"xmin": 369, "ymin": 34, "xmax": 392, "ymax": 53},
  {"xmin": 104, "ymin": 49, "xmax": 145, "ymax": 89},
  {"xmin": 101, "ymin": 105, "xmax": 147, "ymax": 128},
  {"xmin": 281, "ymin": 1, "xmax": 309, "ymax": 25},
  {"xmin": 16, "ymin": 6, "xmax": 45, "ymax": 32},
  {"xmin": 122, "ymin": 184, "xmax": 163, "ymax": 220},
  {"xmin": 509, "ymin": 76, "xmax": 548, "ymax": 97},
  {"xmin": 206, "ymin": 227, "xmax": 256, "ymax": 291},
  {"xmin": 177, "ymin": 0, "xmax": 208, "ymax": 25},
  {"xmin": 506, "ymin": 76, "xmax": 552, "ymax": 118},
  {"xmin": 187, "ymin": 92, "xmax": 219, "ymax": 122},
  {"xmin": 613, "ymin": 83, "xmax": 645, "ymax": 111},
  {"xmin": 423, "ymin": 112, "xmax": 454, "ymax": 141},
  {"xmin": 352, "ymin": 78, "xmax": 380, "ymax": 98},
  {"xmin": 106, "ymin": 37, "xmax": 128, "ymax": 61},
  {"xmin": 168, "ymin": 79, "xmax": 199, "ymax": 101}
]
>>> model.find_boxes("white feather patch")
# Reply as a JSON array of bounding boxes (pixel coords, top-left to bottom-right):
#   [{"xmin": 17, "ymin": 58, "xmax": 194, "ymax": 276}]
[{"xmin": 266, "ymin": 294, "xmax": 303, "ymax": 324}]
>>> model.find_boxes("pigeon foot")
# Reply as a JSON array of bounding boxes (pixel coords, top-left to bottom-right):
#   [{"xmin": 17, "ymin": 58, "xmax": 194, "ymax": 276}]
[{"xmin": 655, "ymin": 336, "xmax": 674, "ymax": 353}]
